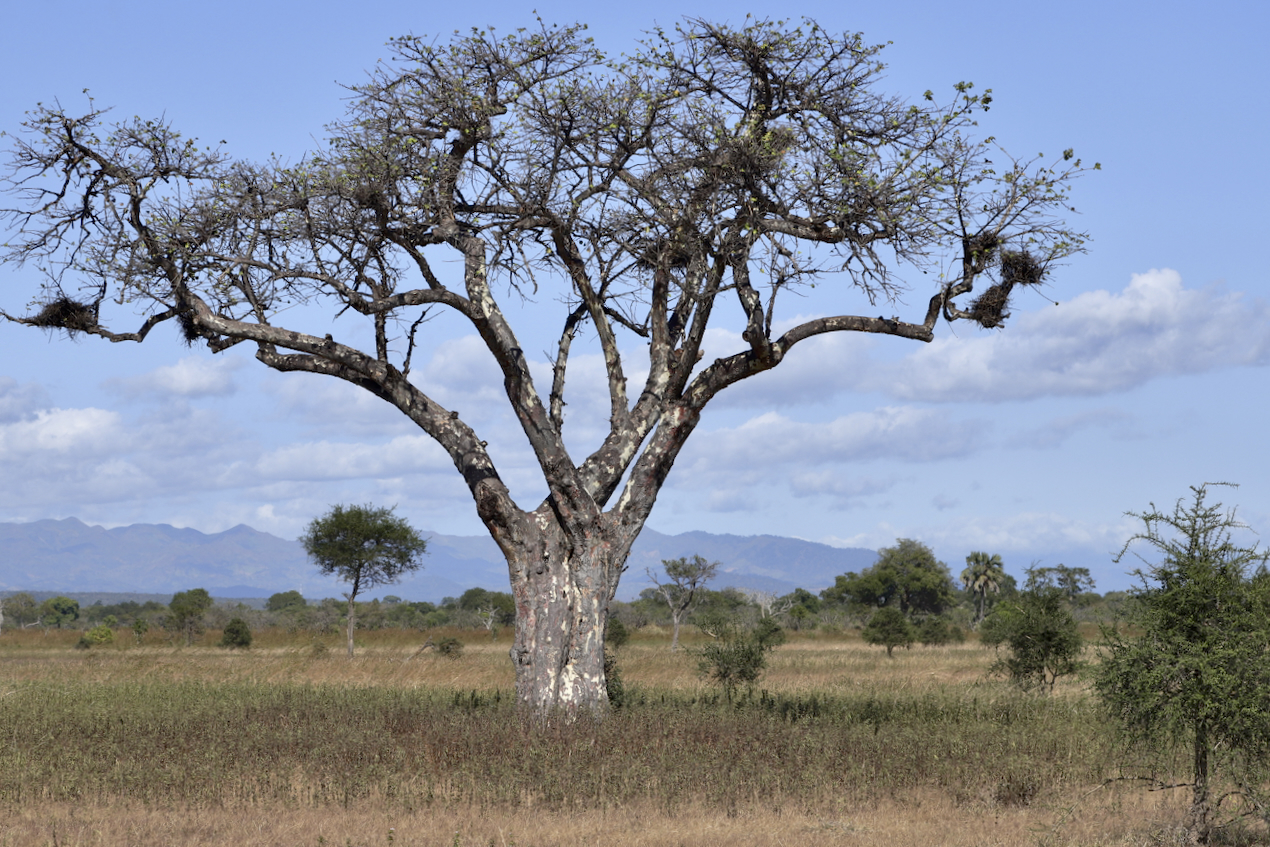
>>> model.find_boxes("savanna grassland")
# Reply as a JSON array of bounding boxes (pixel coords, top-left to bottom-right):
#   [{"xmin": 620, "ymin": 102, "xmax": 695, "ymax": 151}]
[{"xmin": 0, "ymin": 627, "xmax": 1201, "ymax": 847}]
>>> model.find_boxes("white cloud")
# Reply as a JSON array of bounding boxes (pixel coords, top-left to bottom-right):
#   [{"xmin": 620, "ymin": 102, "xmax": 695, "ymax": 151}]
[
  {"xmin": 0, "ymin": 407, "xmax": 122, "ymax": 455},
  {"xmin": 252, "ymin": 434, "xmax": 453, "ymax": 482},
  {"xmin": 0, "ymin": 377, "xmax": 49, "ymax": 422},
  {"xmin": 110, "ymin": 355, "xmax": 244, "ymax": 398},
  {"xmin": 1008, "ymin": 408, "xmax": 1135, "ymax": 449},
  {"xmin": 788, "ymin": 472, "xmax": 899, "ymax": 505},
  {"xmin": 676, "ymin": 407, "xmax": 982, "ymax": 477},
  {"xmin": 877, "ymin": 270, "xmax": 1270, "ymax": 403}
]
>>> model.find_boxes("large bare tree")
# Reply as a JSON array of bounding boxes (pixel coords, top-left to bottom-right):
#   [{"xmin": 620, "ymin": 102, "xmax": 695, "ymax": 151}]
[{"xmin": 0, "ymin": 18, "xmax": 1092, "ymax": 714}]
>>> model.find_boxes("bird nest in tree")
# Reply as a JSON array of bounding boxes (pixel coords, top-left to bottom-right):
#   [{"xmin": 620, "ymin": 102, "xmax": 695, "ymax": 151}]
[
  {"xmin": 968, "ymin": 283, "xmax": 1012, "ymax": 329},
  {"xmin": 967, "ymin": 249, "xmax": 1046, "ymax": 328},
  {"xmin": 177, "ymin": 309, "xmax": 202, "ymax": 346},
  {"xmin": 27, "ymin": 297, "xmax": 97, "ymax": 334},
  {"xmin": 966, "ymin": 232, "xmax": 1001, "ymax": 264},
  {"xmin": 1000, "ymin": 249, "xmax": 1045, "ymax": 287}
]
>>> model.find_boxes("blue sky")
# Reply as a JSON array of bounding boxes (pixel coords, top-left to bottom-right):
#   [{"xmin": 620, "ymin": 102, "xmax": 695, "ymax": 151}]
[{"xmin": 1, "ymin": 0, "xmax": 1266, "ymax": 593}]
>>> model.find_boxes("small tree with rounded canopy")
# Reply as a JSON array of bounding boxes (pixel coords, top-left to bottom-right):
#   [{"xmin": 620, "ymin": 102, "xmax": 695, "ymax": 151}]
[
  {"xmin": 862, "ymin": 606, "xmax": 915, "ymax": 657},
  {"xmin": 300, "ymin": 504, "xmax": 428, "ymax": 657},
  {"xmin": 39, "ymin": 596, "xmax": 80, "ymax": 629},
  {"xmin": 220, "ymin": 617, "xmax": 253, "ymax": 649},
  {"xmin": 266, "ymin": 590, "xmax": 307, "ymax": 613},
  {"xmin": 988, "ymin": 583, "xmax": 1081, "ymax": 692},
  {"xmin": 824, "ymin": 539, "xmax": 954, "ymax": 620}
]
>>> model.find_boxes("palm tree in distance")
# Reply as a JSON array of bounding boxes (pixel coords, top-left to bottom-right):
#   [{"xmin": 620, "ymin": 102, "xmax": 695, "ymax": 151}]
[{"xmin": 961, "ymin": 552, "xmax": 1006, "ymax": 626}]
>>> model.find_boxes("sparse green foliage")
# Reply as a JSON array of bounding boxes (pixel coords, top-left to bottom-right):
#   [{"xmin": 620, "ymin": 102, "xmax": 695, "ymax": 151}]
[
  {"xmin": 649, "ymin": 554, "xmax": 719, "ymax": 651},
  {"xmin": 168, "ymin": 588, "xmax": 213, "ymax": 646},
  {"xmin": 861, "ymin": 606, "xmax": 915, "ymax": 657},
  {"xmin": 988, "ymin": 584, "xmax": 1081, "ymax": 692},
  {"xmin": 605, "ymin": 617, "xmax": 630, "ymax": 651},
  {"xmin": 131, "ymin": 617, "xmax": 149, "ymax": 642},
  {"xmin": 1025, "ymin": 564, "xmax": 1095, "ymax": 602},
  {"xmin": 1, "ymin": 592, "xmax": 38, "ymax": 629},
  {"xmin": 695, "ymin": 619, "xmax": 784, "ymax": 699},
  {"xmin": 220, "ymin": 617, "xmax": 253, "ymax": 649},
  {"xmin": 917, "ymin": 615, "xmax": 963, "ymax": 646},
  {"xmin": 1094, "ymin": 485, "xmax": 1270, "ymax": 844},
  {"xmin": 603, "ymin": 649, "xmax": 626, "ymax": 710},
  {"xmin": 301, "ymin": 504, "xmax": 428, "ymax": 658}
]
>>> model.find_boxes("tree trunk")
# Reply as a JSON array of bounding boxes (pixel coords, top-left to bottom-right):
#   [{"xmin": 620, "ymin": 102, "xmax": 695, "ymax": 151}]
[
  {"xmin": 670, "ymin": 610, "xmax": 684, "ymax": 652},
  {"xmin": 345, "ymin": 592, "xmax": 358, "ymax": 659},
  {"xmin": 1187, "ymin": 722, "xmax": 1211, "ymax": 844},
  {"xmin": 503, "ymin": 511, "xmax": 628, "ymax": 716}
]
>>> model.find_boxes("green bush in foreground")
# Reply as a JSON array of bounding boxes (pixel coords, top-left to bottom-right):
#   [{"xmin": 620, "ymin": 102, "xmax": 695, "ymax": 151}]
[{"xmin": 695, "ymin": 617, "xmax": 785, "ymax": 698}]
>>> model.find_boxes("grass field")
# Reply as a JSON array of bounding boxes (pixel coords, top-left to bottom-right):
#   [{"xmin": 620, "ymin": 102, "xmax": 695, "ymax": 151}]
[{"xmin": 0, "ymin": 627, "xmax": 1232, "ymax": 846}]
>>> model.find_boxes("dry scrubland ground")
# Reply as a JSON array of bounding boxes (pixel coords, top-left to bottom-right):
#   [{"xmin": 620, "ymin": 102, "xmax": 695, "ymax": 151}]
[{"xmin": 0, "ymin": 627, "xmax": 1216, "ymax": 846}]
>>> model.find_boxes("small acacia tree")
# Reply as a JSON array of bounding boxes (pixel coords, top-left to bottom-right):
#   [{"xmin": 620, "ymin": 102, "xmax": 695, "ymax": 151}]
[
  {"xmin": 300, "ymin": 504, "xmax": 428, "ymax": 658},
  {"xmin": 648, "ymin": 554, "xmax": 719, "ymax": 651},
  {"xmin": 1, "ymin": 18, "xmax": 1092, "ymax": 714},
  {"xmin": 1094, "ymin": 485, "xmax": 1270, "ymax": 845}
]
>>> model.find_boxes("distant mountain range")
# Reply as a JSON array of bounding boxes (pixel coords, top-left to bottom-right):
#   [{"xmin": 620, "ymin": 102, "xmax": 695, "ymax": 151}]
[{"xmin": 0, "ymin": 518, "xmax": 877, "ymax": 603}]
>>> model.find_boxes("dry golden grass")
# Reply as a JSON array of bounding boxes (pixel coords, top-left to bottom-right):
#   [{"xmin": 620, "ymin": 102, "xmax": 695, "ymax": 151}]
[
  {"xmin": 0, "ymin": 627, "xmax": 1225, "ymax": 846},
  {"xmin": 0, "ymin": 626, "xmax": 1088, "ymax": 696},
  {"xmin": 0, "ymin": 789, "xmax": 1193, "ymax": 847}
]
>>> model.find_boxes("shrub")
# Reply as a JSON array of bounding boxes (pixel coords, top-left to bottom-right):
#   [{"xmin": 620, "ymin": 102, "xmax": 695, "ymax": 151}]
[
  {"xmin": 990, "ymin": 588, "xmax": 1081, "ymax": 692},
  {"xmin": 605, "ymin": 617, "xmax": 630, "ymax": 650},
  {"xmin": 917, "ymin": 615, "xmax": 964, "ymax": 646},
  {"xmin": 75, "ymin": 624, "xmax": 115, "ymax": 649},
  {"xmin": 219, "ymin": 617, "xmax": 253, "ymax": 649},
  {"xmin": 434, "ymin": 636, "xmax": 463, "ymax": 658},
  {"xmin": 696, "ymin": 620, "xmax": 783, "ymax": 699},
  {"xmin": 603, "ymin": 649, "xmax": 626, "ymax": 709},
  {"xmin": 862, "ymin": 607, "xmax": 915, "ymax": 657}
]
